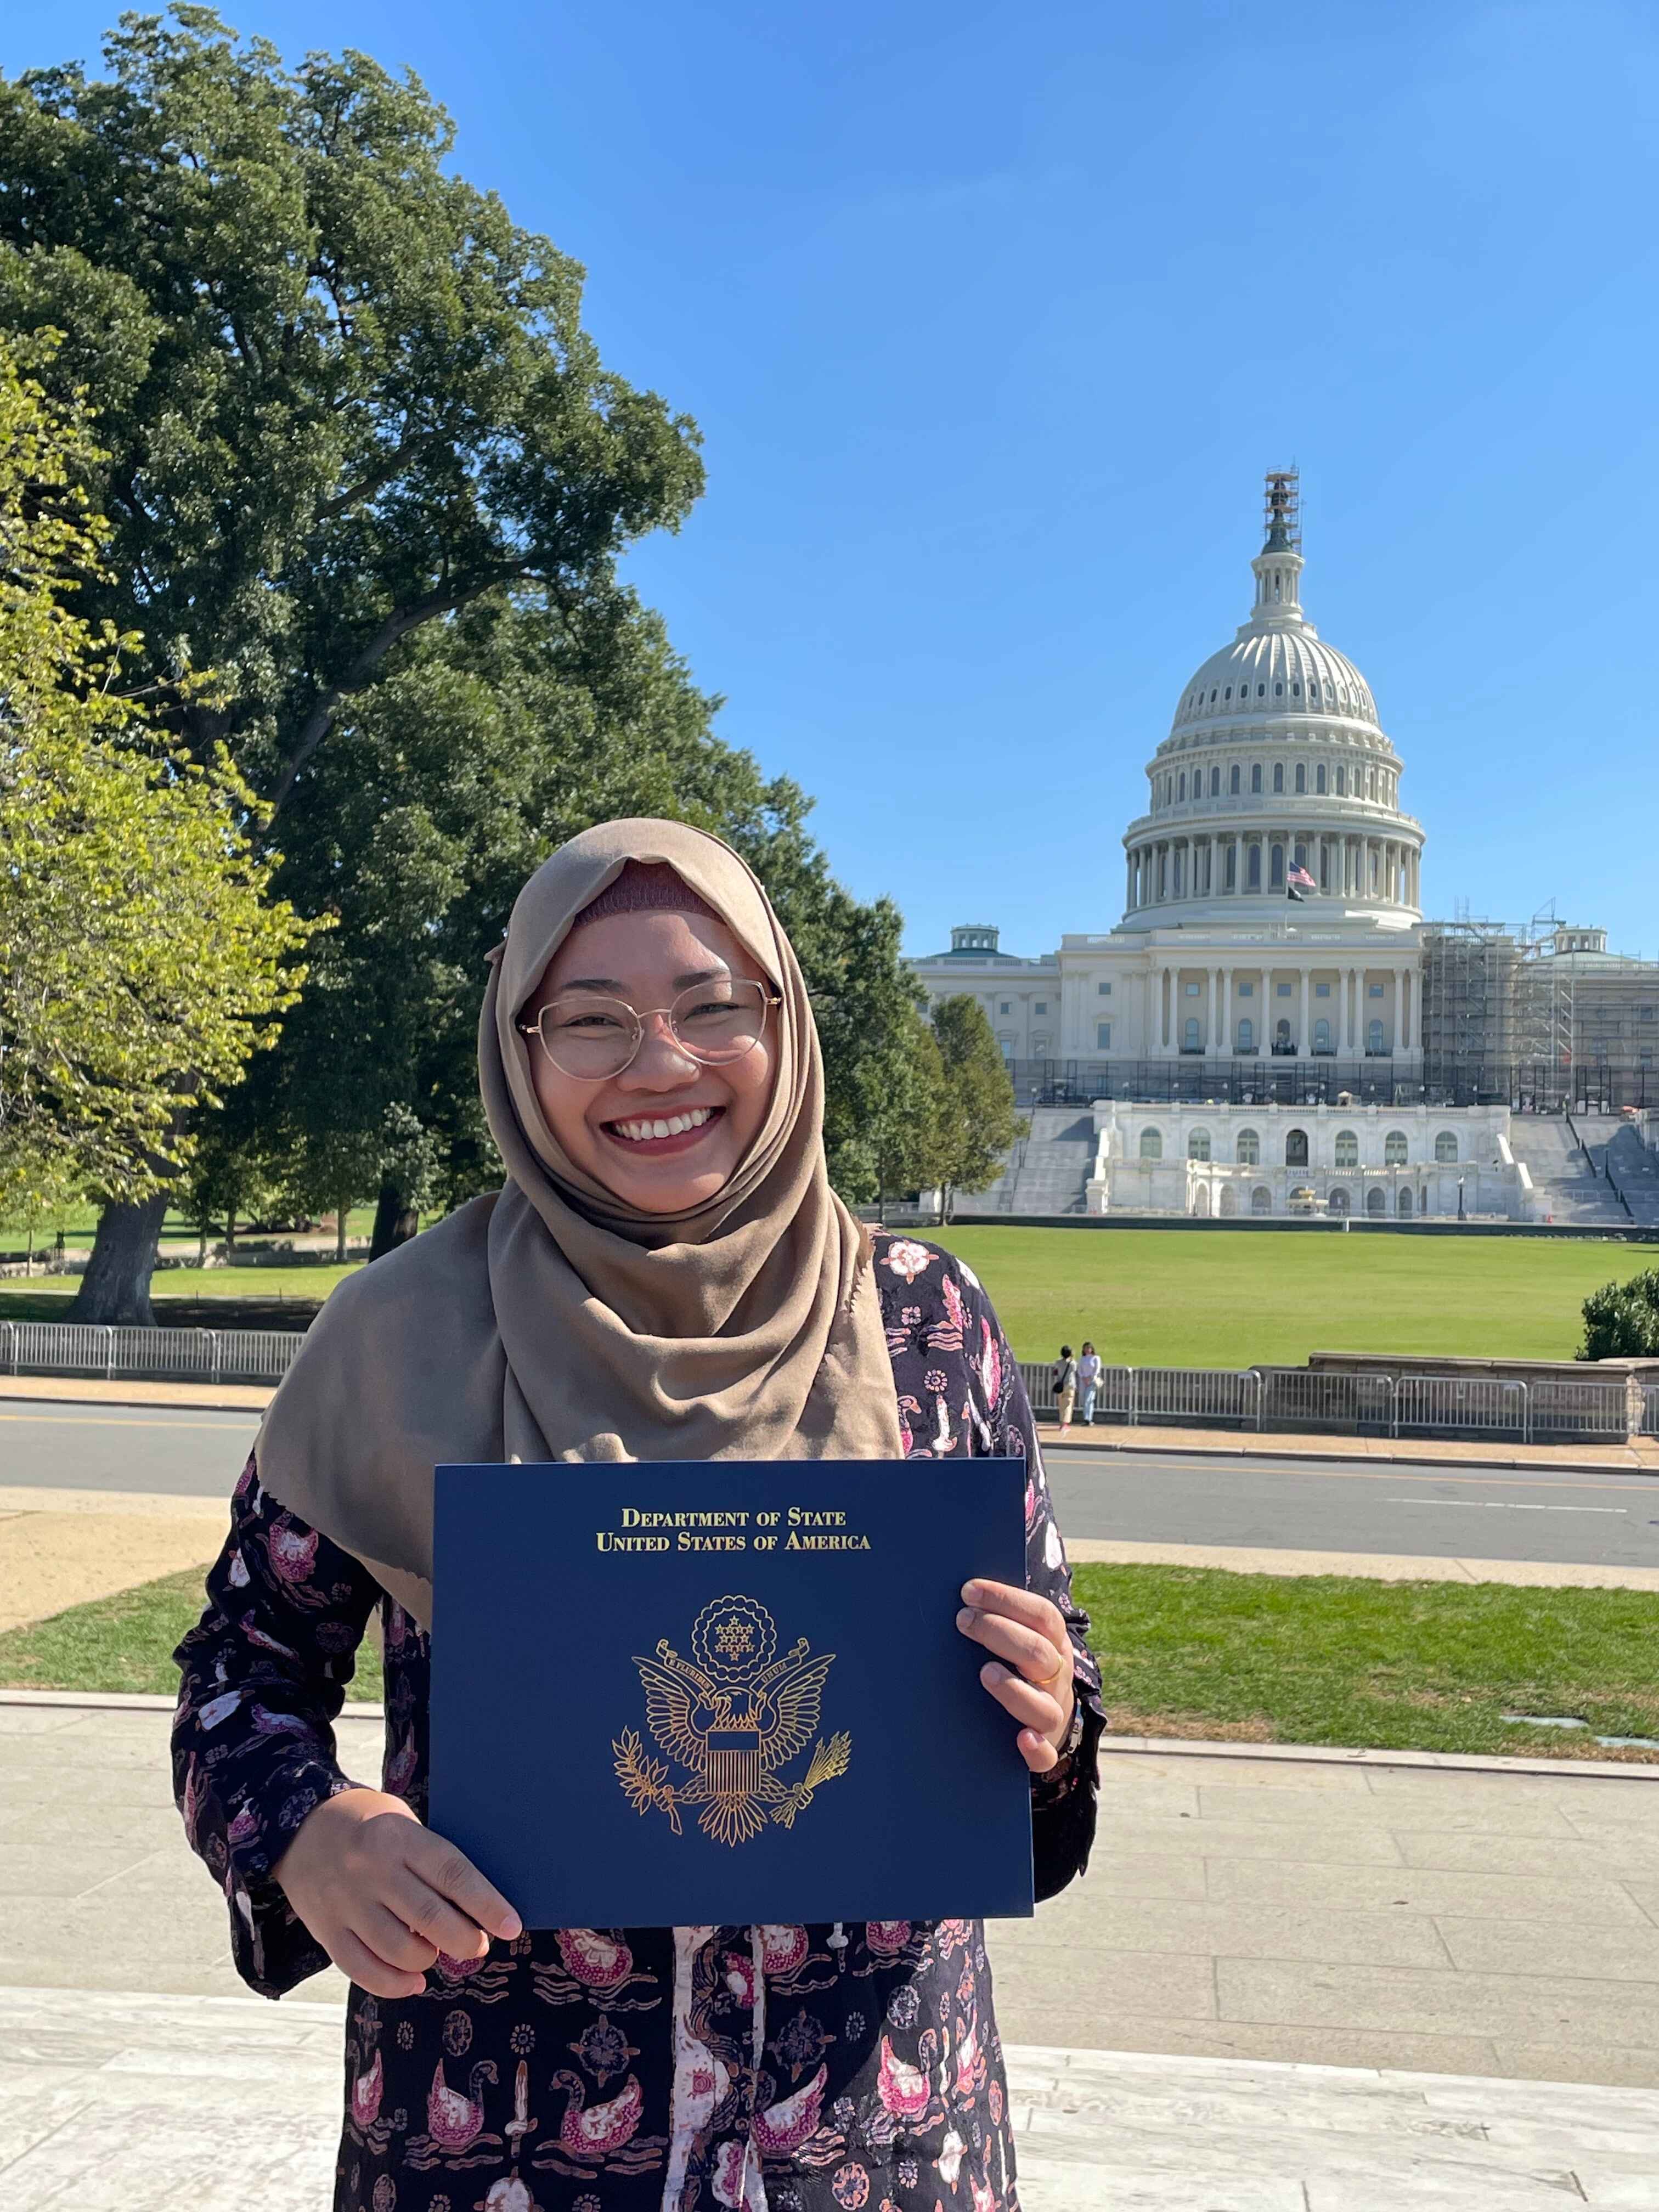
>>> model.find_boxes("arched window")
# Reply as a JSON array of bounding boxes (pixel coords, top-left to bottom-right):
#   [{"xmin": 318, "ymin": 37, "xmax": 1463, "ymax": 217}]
[
  {"xmin": 1230, "ymin": 764, "xmax": 1241, "ymax": 794},
  {"xmin": 1384, "ymin": 1130, "xmax": 1408, "ymax": 1165},
  {"xmin": 1435, "ymin": 1130, "xmax": 1459, "ymax": 1163},
  {"xmin": 1248, "ymin": 845, "xmax": 1261, "ymax": 890},
  {"xmin": 1276, "ymin": 1017, "xmax": 1291, "ymax": 1047},
  {"xmin": 1224, "ymin": 843, "xmax": 1237, "ymax": 890},
  {"xmin": 1314, "ymin": 1018, "xmax": 1332, "ymax": 1052},
  {"xmin": 1194, "ymin": 1186, "xmax": 1210, "ymax": 1216},
  {"xmin": 1211, "ymin": 766, "xmax": 1221, "ymax": 796},
  {"xmin": 1251, "ymin": 1186, "xmax": 1273, "ymax": 1214},
  {"xmin": 1398, "ymin": 1188, "xmax": 1413, "ymax": 1216},
  {"xmin": 1334, "ymin": 1129, "xmax": 1358, "ymax": 1167},
  {"xmin": 1270, "ymin": 843, "xmax": 1285, "ymax": 888},
  {"xmin": 1235, "ymin": 1127, "xmax": 1260, "ymax": 1164},
  {"xmin": 1139, "ymin": 1127, "xmax": 1163, "ymax": 1160},
  {"xmin": 1187, "ymin": 1129, "xmax": 1211, "ymax": 1160},
  {"xmin": 1328, "ymin": 1186, "xmax": 1350, "ymax": 1214},
  {"xmin": 1273, "ymin": 763, "xmax": 1285, "ymax": 793},
  {"xmin": 1368, "ymin": 1018, "xmax": 1384, "ymax": 1053},
  {"xmin": 1178, "ymin": 772, "xmax": 1186, "ymax": 801},
  {"xmin": 1316, "ymin": 763, "xmax": 1327, "ymax": 793},
  {"xmin": 1285, "ymin": 1127, "xmax": 1309, "ymax": 1167},
  {"xmin": 1365, "ymin": 1187, "xmax": 1386, "ymax": 1216},
  {"xmin": 1251, "ymin": 764, "xmax": 1262, "ymax": 793},
  {"xmin": 1183, "ymin": 1017, "xmax": 1200, "ymax": 1051},
  {"xmin": 1294, "ymin": 763, "xmax": 1306, "ymax": 793},
  {"xmin": 1336, "ymin": 765, "xmax": 1346, "ymax": 795},
  {"xmin": 1236, "ymin": 1019, "xmax": 1255, "ymax": 1053},
  {"xmin": 1218, "ymin": 1186, "xmax": 1238, "ymax": 1215}
]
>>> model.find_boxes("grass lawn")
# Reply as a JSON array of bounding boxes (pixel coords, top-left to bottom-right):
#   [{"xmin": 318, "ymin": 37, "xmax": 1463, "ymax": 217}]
[
  {"xmin": 6, "ymin": 1561, "xmax": 1652, "ymax": 1762},
  {"xmin": 1, "ymin": 1223, "xmax": 1651, "ymax": 1365},
  {"xmin": 1073, "ymin": 1561, "xmax": 1659, "ymax": 1761},
  {"xmin": 932, "ymin": 1224, "xmax": 1654, "ymax": 1367},
  {"xmin": 0, "ymin": 1569, "xmax": 383, "ymax": 1703}
]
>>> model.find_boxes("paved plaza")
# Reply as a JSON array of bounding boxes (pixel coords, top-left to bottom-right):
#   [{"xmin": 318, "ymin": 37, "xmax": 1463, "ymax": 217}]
[{"xmin": 4, "ymin": 1699, "xmax": 1659, "ymax": 2204}]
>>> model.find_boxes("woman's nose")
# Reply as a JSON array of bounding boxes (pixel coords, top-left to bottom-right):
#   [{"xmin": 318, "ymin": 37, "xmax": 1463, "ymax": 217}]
[{"xmin": 618, "ymin": 1011, "xmax": 699, "ymax": 1087}]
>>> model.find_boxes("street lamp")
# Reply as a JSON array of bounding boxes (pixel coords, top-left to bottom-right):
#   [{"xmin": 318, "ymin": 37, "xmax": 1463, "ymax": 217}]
[{"xmin": 1457, "ymin": 1175, "xmax": 1466, "ymax": 1221}]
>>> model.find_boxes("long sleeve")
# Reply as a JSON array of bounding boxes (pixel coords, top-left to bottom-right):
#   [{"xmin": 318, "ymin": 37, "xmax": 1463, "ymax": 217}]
[
  {"xmin": 974, "ymin": 1284, "xmax": 1105, "ymax": 1903},
  {"xmin": 172, "ymin": 1452, "xmax": 382, "ymax": 1999}
]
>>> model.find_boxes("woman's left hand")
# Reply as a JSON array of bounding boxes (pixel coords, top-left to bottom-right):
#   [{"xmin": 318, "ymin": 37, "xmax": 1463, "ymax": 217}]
[{"xmin": 956, "ymin": 1579, "xmax": 1076, "ymax": 1774}]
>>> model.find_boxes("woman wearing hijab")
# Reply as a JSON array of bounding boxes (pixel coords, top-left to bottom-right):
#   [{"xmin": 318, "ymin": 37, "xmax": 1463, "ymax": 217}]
[{"xmin": 174, "ymin": 819, "xmax": 1103, "ymax": 2212}]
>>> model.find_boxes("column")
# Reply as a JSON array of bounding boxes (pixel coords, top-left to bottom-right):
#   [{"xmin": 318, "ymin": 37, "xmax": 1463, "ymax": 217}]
[
  {"xmin": 1125, "ymin": 852, "xmax": 1135, "ymax": 911},
  {"xmin": 1401, "ymin": 964, "xmax": 1413, "ymax": 1053},
  {"xmin": 1221, "ymin": 967, "xmax": 1232, "ymax": 1056},
  {"xmin": 1299, "ymin": 968, "xmax": 1311, "ymax": 1058},
  {"xmin": 1346, "ymin": 966, "xmax": 1358, "ymax": 1053},
  {"xmin": 1207, "ymin": 967, "xmax": 1217, "ymax": 1055}
]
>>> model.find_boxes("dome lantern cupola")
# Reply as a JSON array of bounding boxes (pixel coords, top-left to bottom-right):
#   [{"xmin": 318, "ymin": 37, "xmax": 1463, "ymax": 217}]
[{"xmin": 1250, "ymin": 468, "xmax": 1306, "ymax": 625}]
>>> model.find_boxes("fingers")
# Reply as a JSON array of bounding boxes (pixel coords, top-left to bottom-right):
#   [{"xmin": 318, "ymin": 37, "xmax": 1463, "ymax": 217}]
[
  {"xmin": 405, "ymin": 1829, "xmax": 522, "ymax": 1942},
  {"xmin": 962, "ymin": 1580, "xmax": 1068, "ymax": 1648},
  {"xmin": 357, "ymin": 1899, "xmax": 442, "ymax": 1977},
  {"xmin": 330, "ymin": 1924, "xmax": 428, "ymax": 2002},
  {"xmin": 1017, "ymin": 1726, "xmax": 1060, "ymax": 1775},
  {"xmin": 977, "ymin": 1660, "xmax": 1064, "ymax": 1744},
  {"xmin": 384, "ymin": 1865, "xmax": 492, "ymax": 1965},
  {"xmin": 957, "ymin": 1602, "xmax": 1068, "ymax": 1690}
]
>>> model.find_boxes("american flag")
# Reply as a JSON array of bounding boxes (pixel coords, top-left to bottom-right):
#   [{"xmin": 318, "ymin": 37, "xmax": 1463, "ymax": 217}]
[{"xmin": 1288, "ymin": 864, "xmax": 1317, "ymax": 891}]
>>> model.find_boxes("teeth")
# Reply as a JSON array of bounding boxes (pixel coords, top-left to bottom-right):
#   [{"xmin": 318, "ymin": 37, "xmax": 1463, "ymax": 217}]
[{"xmin": 612, "ymin": 1106, "xmax": 715, "ymax": 1143}]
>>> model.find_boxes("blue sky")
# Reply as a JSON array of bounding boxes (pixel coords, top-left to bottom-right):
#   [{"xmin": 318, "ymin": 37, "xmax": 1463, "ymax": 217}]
[{"xmin": 8, "ymin": 1, "xmax": 1658, "ymax": 958}]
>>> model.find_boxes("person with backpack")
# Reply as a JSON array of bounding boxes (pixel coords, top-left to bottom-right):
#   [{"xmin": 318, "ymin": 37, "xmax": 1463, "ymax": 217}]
[{"xmin": 1053, "ymin": 1342, "xmax": 1078, "ymax": 1430}]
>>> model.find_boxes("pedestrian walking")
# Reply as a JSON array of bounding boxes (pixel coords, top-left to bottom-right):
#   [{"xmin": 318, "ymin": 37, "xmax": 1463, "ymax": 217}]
[
  {"xmin": 1053, "ymin": 1342, "xmax": 1078, "ymax": 1430},
  {"xmin": 1076, "ymin": 1341, "xmax": 1102, "ymax": 1426}
]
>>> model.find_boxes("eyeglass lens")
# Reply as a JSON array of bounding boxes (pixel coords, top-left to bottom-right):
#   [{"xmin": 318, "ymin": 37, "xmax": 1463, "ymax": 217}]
[{"xmin": 530, "ymin": 978, "xmax": 772, "ymax": 1079}]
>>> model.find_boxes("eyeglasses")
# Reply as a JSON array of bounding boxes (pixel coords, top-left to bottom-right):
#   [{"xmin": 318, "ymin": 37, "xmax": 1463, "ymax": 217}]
[{"xmin": 518, "ymin": 978, "xmax": 783, "ymax": 1082}]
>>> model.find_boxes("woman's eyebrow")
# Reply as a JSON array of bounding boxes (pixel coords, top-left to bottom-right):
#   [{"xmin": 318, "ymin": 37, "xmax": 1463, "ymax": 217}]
[
  {"xmin": 557, "ymin": 976, "xmax": 625, "ymax": 994},
  {"xmin": 674, "ymin": 967, "xmax": 730, "ymax": 989}
]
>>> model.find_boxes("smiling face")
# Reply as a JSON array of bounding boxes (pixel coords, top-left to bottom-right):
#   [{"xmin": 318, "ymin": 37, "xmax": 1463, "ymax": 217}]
[{"xmin": 522, "ymin": 907, "xmax": 779, "ymax": 1214}]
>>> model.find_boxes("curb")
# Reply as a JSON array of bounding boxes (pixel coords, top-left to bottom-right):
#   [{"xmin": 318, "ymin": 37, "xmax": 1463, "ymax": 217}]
[
  {"xmin": 1035, "ymin": 1428, "xmax": 1659, "ymax": 1479},
  {"xmin": 0, "ymin": 1386, "xmax": 270, "ymax": 1417},
  {"xmin": 1099, "ymin": 1731, "xmax": 1659, "ymax": 1781},
  {"xmin": 0, "ymin": 1687, "xmax": 385, "ymax": 1720},
  {"xmin": 5, "ymin": 1691, "xmax": 1651, "ymax": 1780}
]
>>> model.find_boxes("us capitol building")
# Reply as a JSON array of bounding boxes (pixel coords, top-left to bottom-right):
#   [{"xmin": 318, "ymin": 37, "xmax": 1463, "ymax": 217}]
[{"xmin": 909, "ymin": 475, "xmax": 1658, "ymax": 1220}]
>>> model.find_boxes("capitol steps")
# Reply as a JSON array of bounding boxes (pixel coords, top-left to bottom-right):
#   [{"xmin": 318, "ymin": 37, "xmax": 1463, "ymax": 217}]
[
  {"xmin": 1504, "ymin": 1114, "xmax": 1630, "ymax": 1226},
  {"xmin": 970, "ymin": 1110, "xmax": 1096, "ymax": 1216}
]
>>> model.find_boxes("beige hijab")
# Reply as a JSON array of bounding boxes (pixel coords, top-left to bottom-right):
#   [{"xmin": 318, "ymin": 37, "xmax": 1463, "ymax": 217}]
[{"xmin": 255, "ymin": 819, "xmax": 902, "ymax": 1628}]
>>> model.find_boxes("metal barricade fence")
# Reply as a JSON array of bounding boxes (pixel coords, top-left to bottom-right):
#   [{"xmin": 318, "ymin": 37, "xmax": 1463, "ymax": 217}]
[
  {"xmin": 1022, "ymin": 1362, "xmax": 1136, "ymax": 1419},
  {"xmin": 1526, "ymin": 1378, "xmax": 1630, "ymax": 1443},
  {"xmin": 1645, "ymin": 1386, "xmax": 1659, "ymax": 1440},
  {"xmin": 1133, "ymin": 1367, "xmax": 1259, "ymax": 1428},
  {"xmin": 1395, "ymin": 1375, "xmax": 1528, "ymax": 1441},
  {"xmin": 0, "ymin": 1318, "xmax": 306, "ymax": 1386},
  {"xmin": 1254, "ymin": 1368, "xmax": 1396, "ymax": 1435}
]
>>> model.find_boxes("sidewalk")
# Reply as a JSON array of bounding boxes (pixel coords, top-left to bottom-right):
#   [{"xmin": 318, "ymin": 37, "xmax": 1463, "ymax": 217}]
[
  {"xmin": 1036, "ymin": 1416, "xmax": 1659, "ymax": 1476},
  {"xmin": 4, "ymin": 1705, "xmax": 1659, "ymax": 2205}
]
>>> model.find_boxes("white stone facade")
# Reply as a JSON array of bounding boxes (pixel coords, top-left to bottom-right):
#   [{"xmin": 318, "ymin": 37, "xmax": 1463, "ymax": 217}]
[
  {"xmin": 1087, "ymin": 1101, "xmax": 1530, "ymax": 1220},
  {"xmin": 910, "ymin": 476, "xmax": 1430, "ymax": 1075}
]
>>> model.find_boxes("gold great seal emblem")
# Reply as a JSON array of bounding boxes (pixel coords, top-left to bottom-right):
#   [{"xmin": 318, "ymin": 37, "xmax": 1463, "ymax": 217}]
[{"xmin": 612, "ymin": 1595, "xmax": 852, "ymax": 1847}]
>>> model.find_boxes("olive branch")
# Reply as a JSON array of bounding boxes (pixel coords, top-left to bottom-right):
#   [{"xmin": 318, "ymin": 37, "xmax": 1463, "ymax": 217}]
[
  {"xmin": 771, "ymin": 1733, "xmax": 852, "ymax": 1829},
  {"xmin": 613, "ymin": 1728, "xmax": 683, "ymax": 1835}
]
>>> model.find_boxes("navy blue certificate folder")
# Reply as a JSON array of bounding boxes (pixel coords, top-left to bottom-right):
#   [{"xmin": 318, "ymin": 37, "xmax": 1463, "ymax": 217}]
[{"xmin": 429, "ymin": 1458, "xmax": 1034, "ymax": 1929}]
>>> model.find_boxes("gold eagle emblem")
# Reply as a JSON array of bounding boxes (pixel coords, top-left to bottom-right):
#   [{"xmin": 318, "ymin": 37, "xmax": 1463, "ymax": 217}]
[{"xmin": 612, "ymin": 1595, "xmax": 851, "ymax": 1846}]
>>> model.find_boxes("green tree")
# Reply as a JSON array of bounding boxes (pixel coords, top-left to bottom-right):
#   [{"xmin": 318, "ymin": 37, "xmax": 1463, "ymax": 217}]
[
  {"xmin": 927, "ymin": 995, "xmax": 1028, "ymax": 1221},
  {"xmin": 0, "ymin": 7, "xmax": 702, "ymax": 1312},
  {"xmin": 0, "ymin": 334, "xmax": 311, "ymax": 1302},
  {"xmin": 1579, "ymin": 1269, "xmax": 1659, "ymax": 1360}
]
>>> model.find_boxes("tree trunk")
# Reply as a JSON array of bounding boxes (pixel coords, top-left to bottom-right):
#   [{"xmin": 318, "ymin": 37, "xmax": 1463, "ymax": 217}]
[
  {"xmin": 66, "ymin": 1194, "xmax": 169, "ymax": 1325},
  {"xmin": 369, "ymin": 1178, "xmax": 419, "ymax": 1262}
]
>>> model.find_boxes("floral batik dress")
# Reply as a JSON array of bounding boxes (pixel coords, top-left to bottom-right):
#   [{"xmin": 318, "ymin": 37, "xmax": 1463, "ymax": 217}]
[{"xmin": 174, "ymin": 1233, "xmax": 1104, "ymax": 2212}]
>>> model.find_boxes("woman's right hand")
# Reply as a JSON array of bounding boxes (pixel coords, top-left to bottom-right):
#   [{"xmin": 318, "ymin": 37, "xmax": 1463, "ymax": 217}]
[{"xmin": 273, "ymin": 1787, "xmax": 522, "ymax": 1999}]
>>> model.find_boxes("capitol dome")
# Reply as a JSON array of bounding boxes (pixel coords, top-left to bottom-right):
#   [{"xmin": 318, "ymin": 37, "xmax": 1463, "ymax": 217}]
[{"xmin": 1119, "ymin": 472, "xmax": 1423, "ymax": 930}]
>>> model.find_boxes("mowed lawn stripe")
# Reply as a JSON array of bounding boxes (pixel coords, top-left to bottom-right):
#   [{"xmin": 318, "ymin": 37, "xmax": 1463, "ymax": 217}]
[{"xmin": 930, "ymin": 1225, "xmax": 1656, "ymax": 1368}]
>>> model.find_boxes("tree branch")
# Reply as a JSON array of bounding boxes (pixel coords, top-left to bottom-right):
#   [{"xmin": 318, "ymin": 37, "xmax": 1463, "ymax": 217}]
[
  {"xmin": 265, "ymin": 566, "xmax": 527, "ymax": 819},
  {"xmin": 314, "ymin": 426, "xmax": 440, "ymax": 522}
]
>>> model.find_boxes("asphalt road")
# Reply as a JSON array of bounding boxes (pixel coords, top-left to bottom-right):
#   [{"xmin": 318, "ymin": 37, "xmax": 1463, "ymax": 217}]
[
  {"xmin": 7, "ymin": 1403, "xmax": 1659, "ymax": 1570},
  {"xmin": 1048, "ymin": 1446, "xmax": 1659, "ymax": 1569}
]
